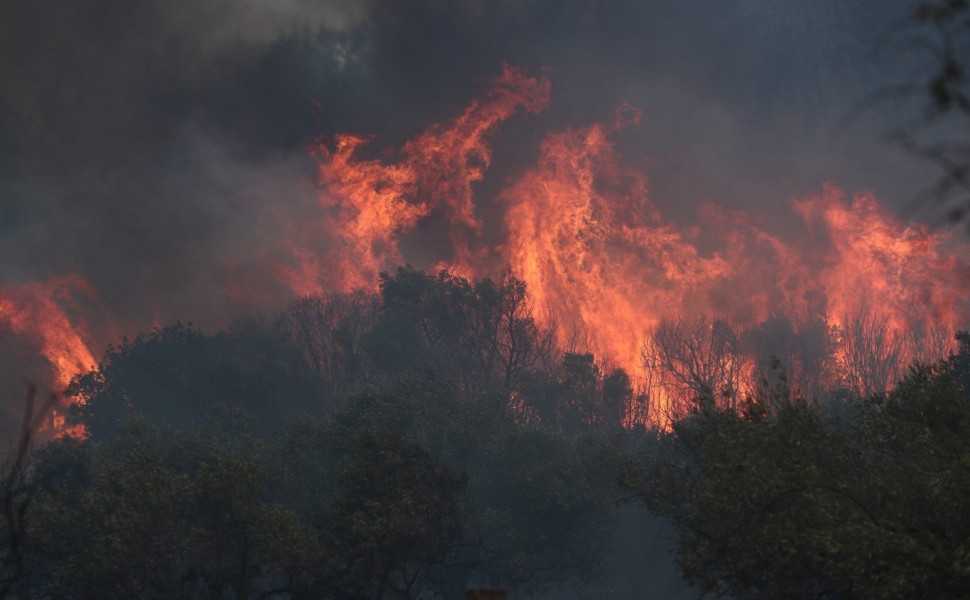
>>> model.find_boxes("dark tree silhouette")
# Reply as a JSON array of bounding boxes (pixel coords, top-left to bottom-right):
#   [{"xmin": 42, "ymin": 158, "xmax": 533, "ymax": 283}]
[
  {"xmin": 623, "ymin": 332, "xmax": 970, "ymax": 598},
  {"xmin": 884, "ymin": 1, "xmax": 970, "ymax": 224},
  {"xmin": 0, "ymin": 384, "xmax": 55, "ymax": 597}
]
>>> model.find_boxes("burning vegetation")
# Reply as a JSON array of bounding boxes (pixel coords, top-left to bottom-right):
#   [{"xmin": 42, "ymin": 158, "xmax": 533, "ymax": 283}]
[
  {"xmin": 2, "ymin": 65, "xmax": 969, "ymax": 431},
  {"xmin": 3, "ymin": 55, "xmax": 970, "ymax": 598}
]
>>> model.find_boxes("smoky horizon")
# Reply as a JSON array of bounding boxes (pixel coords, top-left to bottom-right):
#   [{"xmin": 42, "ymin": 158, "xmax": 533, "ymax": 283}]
[
  {"xmin": 3, "ymin": 3, "xmax": 970, "ymax": 599},
  {"xmin": 2, "ymin": 0, "xmax": 968, "ymax": 418}
]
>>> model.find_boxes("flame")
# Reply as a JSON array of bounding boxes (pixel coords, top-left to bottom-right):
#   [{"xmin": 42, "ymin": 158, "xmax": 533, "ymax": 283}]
[
  {"xmin": 0, "ymin": 276, "xmax": 99, "ymax": 393},
  {"xmin": 5, "ymin": 66, "xmax": 968, "ymax": 431},
  {"xmin": 500, "ymin": 106, "xmax": 732, "ymax": 375},
  {"xmin": 304, "ymin": 67, "xmax": 970, "ymax": 420},
  {"xmin": 300, "ymin": 64, "xmax": 550, "ymax": 293},
  {"xmin": 793, "ymin": 184, "xmax": 970, "ymax": 331}
]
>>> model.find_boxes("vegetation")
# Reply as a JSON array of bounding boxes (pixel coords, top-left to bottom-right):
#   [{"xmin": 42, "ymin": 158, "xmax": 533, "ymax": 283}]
[
  {"xmin": 0, "ymin": 269, "xmax": 631, "ymax": 599},
  {"xmin": 887, "ymin": 0, "xmax": 970, "ymax": 223},
  {"xmin": 622, "ymin": 337, "xmax": 970, "ymax": 598},
  {"xmin": 2, "ymin": 266, "xmax": 969, "ymax": 598}
]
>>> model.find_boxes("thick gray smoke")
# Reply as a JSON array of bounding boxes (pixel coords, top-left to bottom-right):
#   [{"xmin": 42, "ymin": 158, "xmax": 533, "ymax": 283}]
[
  {"xmin": 0, "ymin": 0, "xmax": 930, "ymax": 345},
  {"xmin": 0, "ymin": 2, "xmax": 948, "ymax": 592}
]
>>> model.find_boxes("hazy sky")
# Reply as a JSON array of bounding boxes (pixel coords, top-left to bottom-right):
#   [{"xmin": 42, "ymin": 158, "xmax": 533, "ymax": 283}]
[{"xmin": 0, "ymin": 0, "xmax": 932, "ymax": 333}]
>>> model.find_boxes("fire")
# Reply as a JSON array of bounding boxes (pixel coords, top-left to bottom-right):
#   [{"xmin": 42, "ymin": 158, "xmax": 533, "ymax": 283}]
[
  {"xmin": 303, "ymin": 64, "xmax": 550, "ymax": 293},
  {"xmin": 5, "ymin": 65, "xmax": 969, "ymax": 429},
  {"xmin": 302, "ymin": 65, "xmax": 970, "ymax": 419},
  {"xmin": 500, "ymin": 123, "xmax": 970, "ymax": 409},
  {"xmin": 0, "ymin": 276, "xmax": 98, "ymax": 393},
  {"xmin": 793, "ymin": 185, "xmax": 970, "ymax": 332},
  {"xmin": 791, "ymin": 186, "xmax": 969, "ymax": 393},
  {"xmin": 500, "ymin": 105, "xmax": 732, "ymax": 375}
]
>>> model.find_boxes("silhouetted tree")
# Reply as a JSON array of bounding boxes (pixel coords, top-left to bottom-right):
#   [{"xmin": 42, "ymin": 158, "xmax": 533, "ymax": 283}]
[
  {"xmin": 26, "ymin": 412, "xmax": 311, "ymax": 599},
  {"xmin": 517, "ymin": 353, "xmax": 632, "ymax": 433},
  {"xmin": 330, "ymin": 374, "xmax": 617, "ymax": 595},
  {"xmin": 323, "ymin": 428, "xmax": 468, "ymax": 600},
  {"xmin": 745, "ymin": 314, "xmax": 838, "ymax": 402},
  {"xmin": 0, "ymin": 384, "xmax": 55, "ymax": 598},
  {"xmin": 276, "ymin": 291, "xmax": 380, "ymax": 399},
  {"xmin": 68, "ymin": 321, "xmax": 326, "ymax": 438},
  {"xmin": 840, "ymin": 306, "xmax": 905, "ymax": 397},
  {"xmin": 623, "ymin": 332, "xmax": 970, "ymax": 598},
  {"xmin": 882, "ymin": 0, "xmax": 970, "ymax": 223},
  {"xmin": 365, "ymin": 267, "xmax": 553, "ymax": 395},
  {"xmin": 643, "ymin": 315, "xmax": 747, "ymax": 419}
]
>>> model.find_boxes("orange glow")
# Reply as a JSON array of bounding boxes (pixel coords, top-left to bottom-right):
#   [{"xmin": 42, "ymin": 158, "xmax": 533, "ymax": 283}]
[
  {"xmin": 0, "ymin": 276, "xmax": 99, "ymax": 437},
  {"xmin": 793, "ymin": 184, "xmax": 970, "ymax": 332},
  {"xmin": 500, "ymin": 106, "xmax": 731, "ymax": 378},
  {"xmin": 304, "ymin": 64, "xmax": 550, "ymax": 293},
  {"xmin": 294, "ymin": 67, "xmax": 970, "ymax": 423},
  {"xmin": 0, "ymin": 276, "xmax": 98, "ymax": 391},
  {"xmin": 5, "ymin": 66, "xmax": 969, "ymax": 431}
]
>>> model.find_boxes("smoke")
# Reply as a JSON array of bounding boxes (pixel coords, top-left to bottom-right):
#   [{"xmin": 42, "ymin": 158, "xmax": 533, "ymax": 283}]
[
  {"xmin": 165, "ymin": 0, "xmax": 373, "ymax": 53},
  {"xmin": 0, "ymin": 0, "xmax": 947, "ymax": 405}
]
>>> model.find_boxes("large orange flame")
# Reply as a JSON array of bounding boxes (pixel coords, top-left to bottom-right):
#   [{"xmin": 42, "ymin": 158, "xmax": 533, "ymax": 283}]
[
  {"xmin": 0, "ymin": 276, "xmax": 107, "ymax": 438},
  {"xmin": 501, "ymin": 105, "xmax": 732, "ymax": 375},
  {"xmin": 5, "ymin": 66, "xmax": 968, "ymax": 430},
  {"xmin": 0, "ymin": 276, "xmax": 98, "ymax": 393},
  {"xmin": 300, "ymin": 64, "xmax": 550, "ymax": 293},
  {"xmin": 303, "ymin": 66, "xmax": 970, "ymax": 420},
  {"xmin": 501, "ymin": 117, "xmax": 970, "ymax": 411},
  {"xmin": 793, "ymin": 185, "xmax": 970, "ymax": 331}
]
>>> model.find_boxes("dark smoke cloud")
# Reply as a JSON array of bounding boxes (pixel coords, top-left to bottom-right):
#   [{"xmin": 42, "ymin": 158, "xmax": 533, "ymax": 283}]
[
  {"xmin": 1, "ymin": 0, "xmax": 369, "ymax": 324},
  {"xmin": 0, "ymin": 0, "xmax": 929, "ymax": 343}
]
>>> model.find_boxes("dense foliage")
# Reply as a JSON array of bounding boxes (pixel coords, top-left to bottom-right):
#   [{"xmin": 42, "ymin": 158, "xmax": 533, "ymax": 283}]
[
  {"xmin": 2, "ymin": 266, "xmax": 969, "ymax": 598},
  {"xmin": 1, "ymin": 375, "xmax": 620, "ymax": 599},
  {"xmin": 0, "ymin": 269, "xmax": 636, "ymax": 599},
  {"xmin": 623, "ymin": 337, "xmax": 970, "ymax": 598}
]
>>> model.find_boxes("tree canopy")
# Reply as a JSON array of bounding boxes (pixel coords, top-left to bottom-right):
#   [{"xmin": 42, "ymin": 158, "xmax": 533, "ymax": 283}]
[{"xmin": 622, "ymin": 335, "xmax": 970, "ymax": 598}]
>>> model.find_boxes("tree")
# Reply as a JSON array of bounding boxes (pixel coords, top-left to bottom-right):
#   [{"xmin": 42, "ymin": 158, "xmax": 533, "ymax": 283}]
[
  {"xmin": 322, "ymin": 428, "xmax": 468, "ymax": 600},
  {"xmin": 25, "ymin": 412, "xmax": 313, "ymax": 599},
  {"xmin": 884, "ymin": 0, "xmax": 970, "ymax": 223},
  {"xmin": 29, "ymin": 420, "xmax": 198, "ymax": 598},
  {"xmin": 329, "ymin": 374, "xmax": 617, "ymax": 596},
  {"xmin": 642, "ymin": 315, "xmax": 747, "ymax": 420},
  {"xmin": 745, "ymin": 314, "xmax": 838, "ymax": 403},
  {"xmin": 276, "ymin": 291, "xmax": 380, "ymax": 399},
  {"xmin": 67, "ymin": 321, "xmax": 327, "ymax": 438},
  {"xmin": 622, "ymin": 334, "xmax": 970, "ymax": 598},
  {"xmin": 365, "ymin": 267, "xmax": 553, "ymax": 395},
  {"xmin": 839, "ymin": 305, "xmax": 905, "ymax": 397},
  {"xmin": 0, "ymin": 384, "xmax": 55, "ymax": 598},
  {"xmin": 516, "ymin": 352, "xmax": 632, "ymax": 434},
  {"xmin": 446, "ymin": 272, "xmax": 553, "ymax": 394}
]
